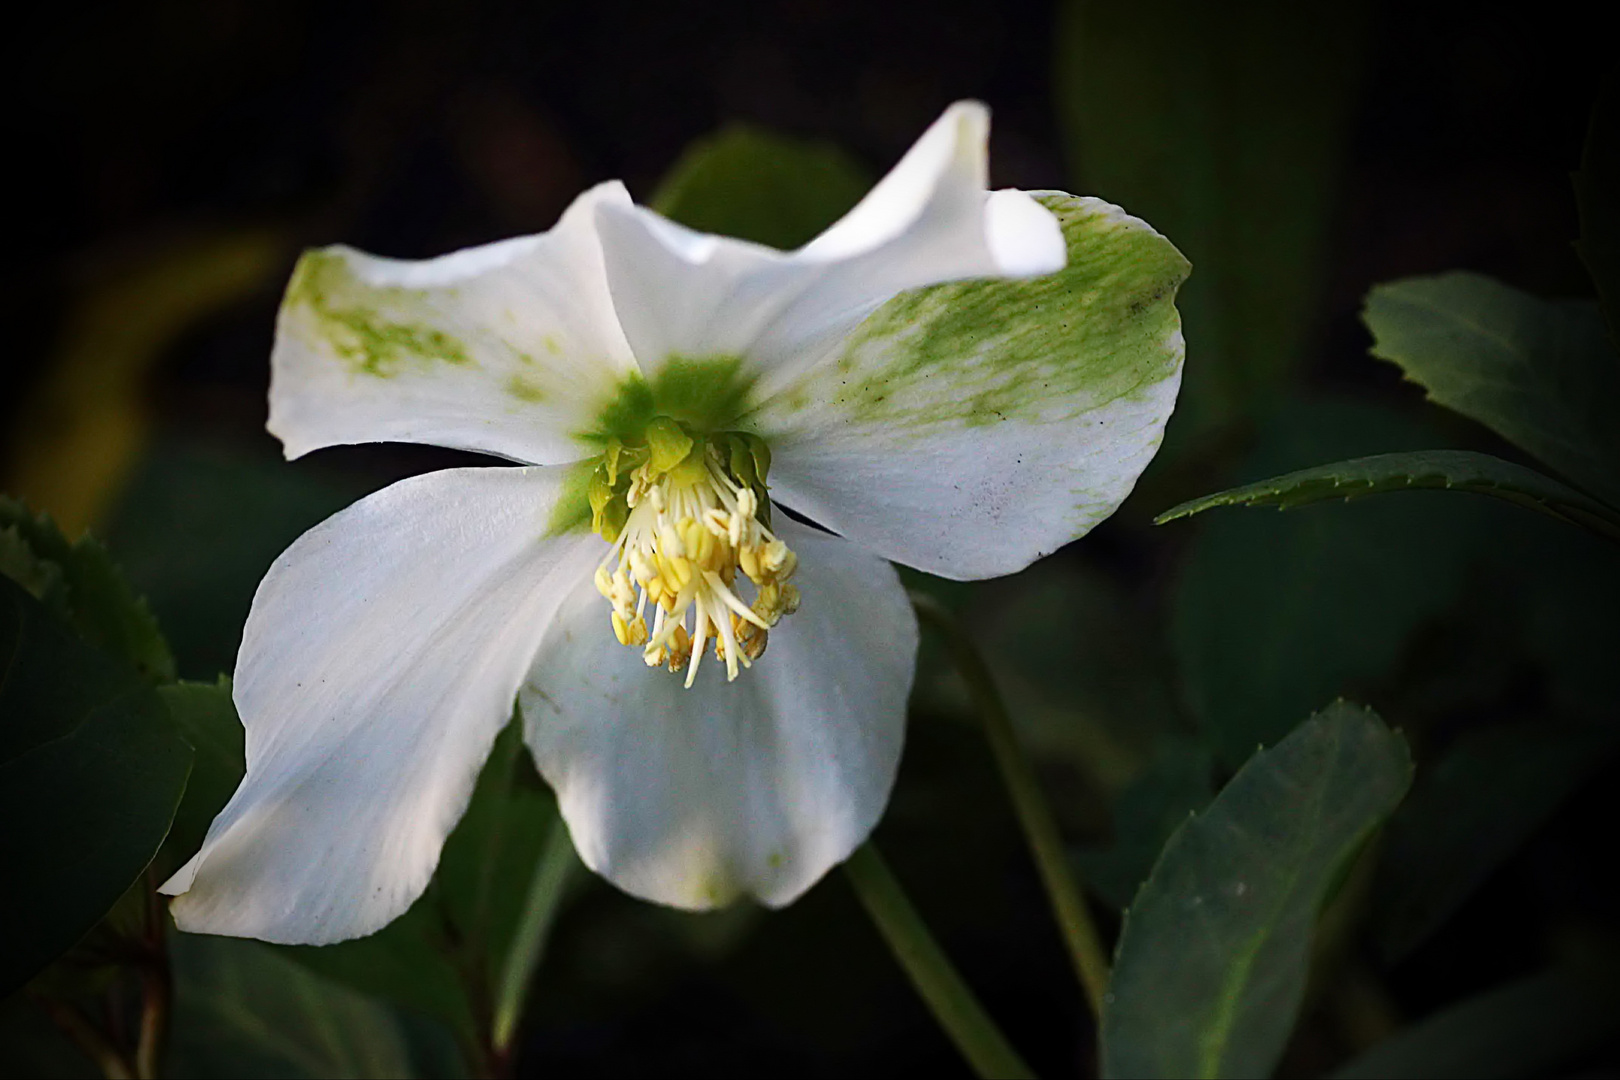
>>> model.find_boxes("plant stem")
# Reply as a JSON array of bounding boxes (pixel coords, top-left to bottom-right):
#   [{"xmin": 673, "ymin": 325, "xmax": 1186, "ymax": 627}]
[
  {"xmin": 134, "ymin": 872, "xmax": 171, "ymax": 1080},
  {"xmin": 491, "ymin": 808, "xmax": 577, "ymax": 1061},
  {"xmin": 910, "ymin": 591, "xmax": 1112, "ymax": 1017},
  {"xmin": 36, "ymin": 996, "xmax": 134, "ymax": 1080},
  {"xmin": 844, "ymin": 843, "xmax": 1035, "ymax": 1079}
]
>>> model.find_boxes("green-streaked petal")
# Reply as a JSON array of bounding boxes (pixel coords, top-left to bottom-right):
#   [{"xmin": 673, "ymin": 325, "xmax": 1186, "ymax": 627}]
[
  {"xmin": 592, "ymin": 102, "xmax": 1064, "ymax": 390},
  {"xmin": 751, "ymin": 194, "xmax": 1188, "ymax": 579},
  {"xmin": 519, "ymin": 516, "xmax": 915, "ymax": 911},
  {"xmin": 270, "ymin": 182, "xmax": 639, "ymax": 466},
  {"xmin": 162, "ymin": 465, "xmax": 601, "ymax": 944}
]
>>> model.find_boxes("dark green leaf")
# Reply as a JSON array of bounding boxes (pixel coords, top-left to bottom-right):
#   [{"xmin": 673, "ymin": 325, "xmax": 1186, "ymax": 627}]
[
  {"xmin": 1075, "ymin": 737, "xmax": 1214, "ymax": 909},
  {"xmin": 1055, "ymin": 0, "xmax": 1366, "ymax": 441},
  {"xmin": 1372, "ymin": 720, "xmax": 1617, "ymax": 961},
  {"xmin": 1171, "ymin": 399, "xmax": 1481, "ymax": 767},
  {"xmin": 1364, "ymin": 272, "xmax": 1620, "ymax": 506},
  {"xmin": 651, "ymin": 125, "xmax": 871, "ymax": 250},
  {"xmin": 0, "ymin": 497, "xmax": 174, "ymax": 682},
  {"xmin": 1101, "ymin": 702, "xmax": 1413, "ymax": 1079},
  {"xmin": 168, "ymin": 934, "xmax": 417, "ymax": 1079},
  {"xmin": 1574, "ymin": 78, "xmax": 1620, "ymax": 349},
  {"xmin": 1155, "ymin": 449, "xmax": 1620, "ymax": 543},
  {"xmin": 1330, "ymin": 966, "xmax": 1620, "ymax": 1079},
  {"xmin": 0, "ymin": 575, "xmax": 191, "ymax": 996},
  {"xmin": 156, "ymin": 678, "xmax": 245, "ymax": 876}
]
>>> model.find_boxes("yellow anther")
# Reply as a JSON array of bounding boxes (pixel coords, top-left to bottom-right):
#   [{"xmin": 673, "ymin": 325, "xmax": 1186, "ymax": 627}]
[
  {"xmin": 761, "ymin": 539, "xmax": 794, "ymax": 577},
  {"xmin": 681, "ymin": 519, "xmax": 705, "ymax": 562},
  {"xmin": 737, "ymin": 621, "xmax": 768, "ymax": 661},
  {"xmin": 593, "ymin": 435, "xmax": 798, "ymax": 687},
  {"xmin": 665, "ymin": 624, "xmax": 692, "ymax": 672}
]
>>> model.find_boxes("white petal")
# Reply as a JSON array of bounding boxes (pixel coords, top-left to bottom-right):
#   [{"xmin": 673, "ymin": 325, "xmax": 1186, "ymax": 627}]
[
  {"xmin": 162, "ymin": 466, "xmax": 602, "ymax": 944},
  {"xmin": 520, "ymin": 517, "xmax": 916, "ymax": 910},
  {"xmin": 593, "ymin": 101, "xmax": 1064, "ymax": 394},
  {"xmin": 753, "ymin": 195, "xmax": 1189, "ymax": 579},
  {"xmin": 270, "ymin": 182, "xmax": 639, "ymax": 465}
]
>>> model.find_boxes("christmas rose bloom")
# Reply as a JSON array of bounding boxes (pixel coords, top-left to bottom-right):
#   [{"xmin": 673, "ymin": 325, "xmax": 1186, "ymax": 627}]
[{"xmin": 160, "ymin": 101, "xmax": 1188, "ymax": 943}]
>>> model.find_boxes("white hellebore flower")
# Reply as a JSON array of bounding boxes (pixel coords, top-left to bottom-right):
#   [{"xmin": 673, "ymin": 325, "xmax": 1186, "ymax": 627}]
[{"xmin": 160, "ymin": 101, "xmax": 1188, "ymax": 944}]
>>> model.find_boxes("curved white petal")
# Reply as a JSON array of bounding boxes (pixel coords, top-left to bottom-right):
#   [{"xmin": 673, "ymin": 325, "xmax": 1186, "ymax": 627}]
[
  {"xmin": 162, "ymin": 466, "xmax": 602, "ymax": 944},
  {"xmin": 270, "ymin": 182, "xmax": 639, "ymax": 465},
  {"xmin": 752, "ymin": 195, "xmax": 1189, "ymax": 579},
  {"xmin": 594, "ymin": 101, "xmax": 1064, "ymax": 395},
  {"xmin": 520, "ymin": 517, "xmax": 915, "ymax": 910}
]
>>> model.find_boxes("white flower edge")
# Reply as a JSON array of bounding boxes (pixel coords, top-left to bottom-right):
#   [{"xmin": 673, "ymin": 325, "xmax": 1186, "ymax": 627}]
[
  {"xmin": 265, "ymin": 101, "xmax": 1066, "ymax": 472},
  {"xmin": 160, "ymin": 466, "xmax": 600, "ymax": 943},
  {"xmin": 269, "ymin": 182, "xmax": 641, "ymax": 467}
]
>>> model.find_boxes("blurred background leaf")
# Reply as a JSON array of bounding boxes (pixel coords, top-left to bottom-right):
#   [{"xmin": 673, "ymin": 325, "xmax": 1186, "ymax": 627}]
[
  {"xmin": 1055, "ymin": 0, "xmax": 1367, "ymax": 449},
  {"xmin": 1574, "ymin": 78, "xmax": 1619, "ymax": 348},
  {"xmin": 1072, "ymin": 735, "xmax": 1212, "ymax": 910},
  {"xmin": 1170, "ymin": 397, "xmax": 1483, "ymax": 767},
  {"xmin": 1372, "ymin": 719, "xmax": 1618, "ymax": 962},
  {"xmin": 103, "ymin": 439, "xmax": 370, "ymax": 680},
  {"xmin": 651, "ymin": 125, "xmax": 872, "ymax": 249},
  {"xmin": 1330, "ymin": 964, "xmax": 1620, "ymax": 1080},
  {"xmin": 980, "ymin": 559, "xmax": 1187, "ymax": 802},
  {"xmin": 167, "ymin": 934, "xmax": 427, "ymax": 1080}
]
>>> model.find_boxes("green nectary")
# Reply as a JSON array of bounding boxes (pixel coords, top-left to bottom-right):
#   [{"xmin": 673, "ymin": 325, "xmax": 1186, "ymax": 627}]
[{"xmin": 584, "ymin": 355, "xmax": 758, "ymax": 444}]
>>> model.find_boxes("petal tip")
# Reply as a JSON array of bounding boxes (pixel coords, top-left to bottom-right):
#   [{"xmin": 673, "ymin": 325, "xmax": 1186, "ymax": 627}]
[{"xmin": 985, "ymin": 189, "xmax": 1067, "ymax": 277}]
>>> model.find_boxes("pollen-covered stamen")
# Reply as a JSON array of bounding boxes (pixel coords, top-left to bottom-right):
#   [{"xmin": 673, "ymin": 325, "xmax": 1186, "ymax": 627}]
[{"xmin": 592, "ymin": 427, "xmax": 798, "ymax": 686}]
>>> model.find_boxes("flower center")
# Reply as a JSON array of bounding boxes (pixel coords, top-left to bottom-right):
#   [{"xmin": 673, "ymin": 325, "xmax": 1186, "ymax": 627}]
[{"xmin": 588, "ymin": 420, "xmax": 798, "ymax": 687}]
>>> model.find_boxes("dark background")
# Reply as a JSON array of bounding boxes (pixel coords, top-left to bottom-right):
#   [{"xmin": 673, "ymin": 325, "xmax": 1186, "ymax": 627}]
[{"xmin": 3, "ymin": 1, "xmax": 1615, "ymax": 1076}]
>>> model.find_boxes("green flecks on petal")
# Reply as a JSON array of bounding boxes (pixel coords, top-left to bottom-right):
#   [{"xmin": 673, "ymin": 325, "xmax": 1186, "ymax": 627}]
[
  {"xmin": 505, "ymin": 373, "xmax": 547, "ymax": 403},
  {"xmin": 584, "ymin": 355, "xmax": 757, "ymax": 444},
  {"xmin": 285, "ymin": 251, "xmax": 476, "ymax": 378},
  {"xmin": 755, "ymin": 194, "xmax": 1188, "ymax": 435}
]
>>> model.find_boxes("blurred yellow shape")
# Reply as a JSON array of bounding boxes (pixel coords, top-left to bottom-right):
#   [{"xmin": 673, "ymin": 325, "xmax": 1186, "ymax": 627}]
[{"xmin": 6, "ymin": 230, "xmax": 287, "ymax": 537}]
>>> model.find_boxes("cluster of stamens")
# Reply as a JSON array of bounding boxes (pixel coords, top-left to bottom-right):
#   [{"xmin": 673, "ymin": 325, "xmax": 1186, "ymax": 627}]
[{"xmin": 590, "ymin": 420, "xmax": 799, "ymax": 687}]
